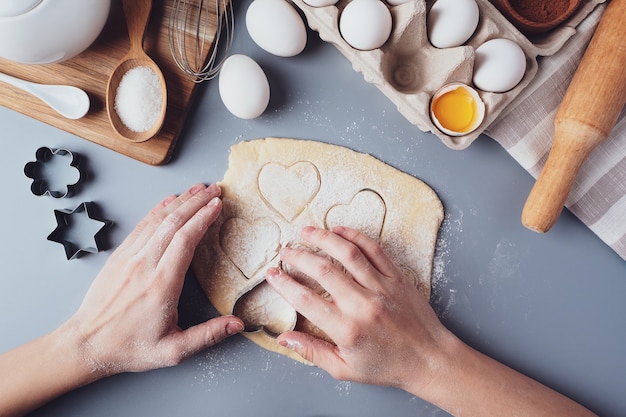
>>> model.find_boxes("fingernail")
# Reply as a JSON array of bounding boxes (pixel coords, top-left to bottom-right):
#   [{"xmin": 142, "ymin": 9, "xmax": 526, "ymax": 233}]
[
  {"xmin": 189, "ymin": 183, "xmax": 206, "ymax": 195},
  {"xmin": 207, "ymin": 183, "xmax": 220, "ymax": 193},
  {"xmin": 226, "ymin": 320, "xmax": 244, "ymax": 336},
  {"xmin": 266, "ymin": 267, "xmax": 280, "ymax": 279},
  {"xmin": 278, "ymin": 338, "xmax": 298, "ymax": 350},
  {"xmin": 162, "ymin": 195, "xmax": 177, "ymax": 207},
  {"xmin": 302, "ymin": 226, "xmax": 315, "ymax": 236},
  {"xmin": 207, "ymin": 196, "xmax": 221, "ymax": 207}
]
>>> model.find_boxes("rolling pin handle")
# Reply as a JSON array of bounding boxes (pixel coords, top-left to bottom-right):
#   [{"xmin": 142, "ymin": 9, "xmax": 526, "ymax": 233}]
[{"xmin": 522, "ymin": 122, "xmax": 605, "ymax": 233}]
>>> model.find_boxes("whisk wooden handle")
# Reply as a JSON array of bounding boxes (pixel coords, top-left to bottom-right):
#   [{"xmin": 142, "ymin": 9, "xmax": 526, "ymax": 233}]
[
  {"xmin": 521, "ymin": 0, "xmax": 626, "ymax": 233},
  {"xmin": 123, "ymin": 0, "xmax": 154, "ymax": 53}
]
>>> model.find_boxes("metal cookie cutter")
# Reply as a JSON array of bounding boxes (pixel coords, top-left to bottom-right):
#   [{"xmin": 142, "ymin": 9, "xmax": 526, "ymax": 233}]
[
  {"xmin": 47, "ymin": 202, "xmax": 113, "ymax": 260},
  {"xmin": 24, "ymin": 147, "xmax": 84, "ymax": 198}
]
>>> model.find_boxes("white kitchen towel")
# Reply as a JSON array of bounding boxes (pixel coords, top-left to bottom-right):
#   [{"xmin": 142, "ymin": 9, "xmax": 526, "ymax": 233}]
[{"xmin": 485, "ymin": 4, "xmax": 626, "ymax": 261}]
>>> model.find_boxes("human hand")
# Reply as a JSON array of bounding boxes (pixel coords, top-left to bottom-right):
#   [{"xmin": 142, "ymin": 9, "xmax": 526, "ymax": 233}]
[
  {"xmin": 265, "ymin": 226, "xmax": 454, "ymax": 393},
  {"xmin": 64, "ymin": 183, "xmax": 244, "ymax": 377}
]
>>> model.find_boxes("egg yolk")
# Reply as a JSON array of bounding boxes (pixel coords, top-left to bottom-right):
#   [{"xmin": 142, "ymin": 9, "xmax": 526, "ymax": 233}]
[{"xmin": 431, "ymin": 87, "xmax": 479, "ymax": 133}]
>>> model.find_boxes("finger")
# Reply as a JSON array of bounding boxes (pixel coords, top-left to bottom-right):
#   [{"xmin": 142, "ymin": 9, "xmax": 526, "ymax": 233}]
[
  {"xmin": 159, "ymin": 316, "xmax": 244, "ymax": 365},
  {"xmin": 118, "ymin": 194, "xmax": 177, "ymax": 252},
  {"xmin": 265, "ymin": 267, "xmax": 338, "ymax": 329},
  {"xmin": 142, "ymin": 184, "xmax": 221, "ymax": 264},
  {"xmin": 277, "ymin": 331, "xmax": 349, "ymax": 378},
  {"xmin": 332, "ymin": 226, "xmax": 400, "ymax": 279},
  {"xmin": 156, "ymin": 197, "xmax": 222, "ymax": 284},
  {"xmin": 279, "ymin": 246, "xmax": 364, "ymax": 300},
  {"xmin": 127, "ymin": 184, "xmax": 220, "ymax": 255},
  {"xmin": 301, "ymin": 226, "xmax": 381, "ymax": 290},
  {"xmin": 161, "ymin": 184, "xmax": 220, "ymax": 218}
]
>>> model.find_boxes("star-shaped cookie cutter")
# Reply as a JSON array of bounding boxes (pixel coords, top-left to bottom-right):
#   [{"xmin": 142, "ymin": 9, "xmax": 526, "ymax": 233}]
[
  {"xmin": 47, "ymin": 202, "xmax": 113, "ymax": 260},
  {"xmin": 24, "ymin": 147, "xmax": 84, "ymax": 198}
]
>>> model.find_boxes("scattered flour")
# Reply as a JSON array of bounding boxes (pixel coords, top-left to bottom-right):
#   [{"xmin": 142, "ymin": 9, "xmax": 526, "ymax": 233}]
[
  {"xmin": 335, "ymin": 380, "xmax": 353, "ymax": 396},
  {"xmin": 430, "ymin": 206, "xmax": 464, "ymax": 320},
  {"xmin": 478, "ymin": 237, "xmax": 527, "ymax": 314},
  {"xmin": 193, "ymin": 341, "xmax": 246, "ymax": 390}
]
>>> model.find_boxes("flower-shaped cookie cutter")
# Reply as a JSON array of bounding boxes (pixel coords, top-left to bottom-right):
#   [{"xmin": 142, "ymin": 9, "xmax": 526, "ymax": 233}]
[
  {"xmin": 24, "ymin": 147, "xmax": 84, "ymax": 198},
  {"xmin": 47, "ymin": 201, "xmax": 113, "ymax": 260}
]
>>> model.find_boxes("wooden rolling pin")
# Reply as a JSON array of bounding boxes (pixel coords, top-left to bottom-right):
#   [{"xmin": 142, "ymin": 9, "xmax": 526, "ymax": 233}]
[{"xmin": 521, "ymin": 0, "xmax": 626, "ymax": 233}]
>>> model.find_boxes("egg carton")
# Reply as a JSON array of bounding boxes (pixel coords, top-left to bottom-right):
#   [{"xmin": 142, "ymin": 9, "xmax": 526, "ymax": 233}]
[{"xmin": 291, "ymin": 0, "xmax": 606, "ymax": 149}]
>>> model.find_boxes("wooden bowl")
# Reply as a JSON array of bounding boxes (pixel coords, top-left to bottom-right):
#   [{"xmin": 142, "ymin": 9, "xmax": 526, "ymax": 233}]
[{"xmin": 490, "ymin": 0, "xmax": 583, "ymax": 35}]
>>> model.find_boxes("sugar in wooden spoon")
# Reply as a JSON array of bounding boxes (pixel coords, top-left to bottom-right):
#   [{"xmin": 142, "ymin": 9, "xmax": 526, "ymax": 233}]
[{"xmin": 105, "ymin": 0, "xmax": 167, "ymax": 143}]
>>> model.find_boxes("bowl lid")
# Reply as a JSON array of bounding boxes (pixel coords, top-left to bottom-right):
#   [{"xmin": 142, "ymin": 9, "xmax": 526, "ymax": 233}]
[{"xmin": 0, "ymin": 0, "xmax": 43, "ymax": 17}]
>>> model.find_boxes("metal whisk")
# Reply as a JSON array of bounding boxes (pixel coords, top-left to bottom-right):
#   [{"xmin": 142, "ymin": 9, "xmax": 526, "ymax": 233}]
[{"xmin": 168, "ymin": 0, "xmax": 234, "ymax": 83}]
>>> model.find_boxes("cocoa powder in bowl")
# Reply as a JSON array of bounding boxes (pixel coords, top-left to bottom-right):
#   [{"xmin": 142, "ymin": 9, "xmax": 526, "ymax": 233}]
[
  {"xmin": 490, "ymin": 0, "xmax": 583, "ymax": 35},
  {"xmin": 510, "ymin": 0, "xmax": 570, "ymax": 23}
]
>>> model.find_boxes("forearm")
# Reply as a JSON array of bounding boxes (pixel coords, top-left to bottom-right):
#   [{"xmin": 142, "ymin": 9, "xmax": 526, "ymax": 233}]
[
  {"xmin": 0, "ymin": 322, "xmax": 101, "ymax": 417},
  {"xmin": 412, "ymin": 334, "xmax": 597, "ymax": 417}
]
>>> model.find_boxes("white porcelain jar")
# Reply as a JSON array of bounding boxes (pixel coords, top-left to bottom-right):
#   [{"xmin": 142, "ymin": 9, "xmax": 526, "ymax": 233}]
[{"xmin": 0, "ymin": 0, "xmax": 111, "ymax": 64}]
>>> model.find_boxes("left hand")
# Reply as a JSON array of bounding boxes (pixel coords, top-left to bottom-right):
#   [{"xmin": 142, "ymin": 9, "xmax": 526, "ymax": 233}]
[{"xmin": 65, "ymin": 183, "xmax": 244, "ymax": 376}]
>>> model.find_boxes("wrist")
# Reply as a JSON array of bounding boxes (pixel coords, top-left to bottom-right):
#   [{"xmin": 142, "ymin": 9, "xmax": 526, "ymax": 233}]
[
  {"xmin": 0, "ymin": 321, "xmax": 108, "ymax": 417},
  {"xmin": 53, "ymin": 320, "xmax": 113, "ymax": 384},
  {"xmin": 403, "ymin": 329, "xmax": 599, "ymax": 417},
  {"xmin": 399, "ymin": 328, "xmax": 468, "ymax": 402}
]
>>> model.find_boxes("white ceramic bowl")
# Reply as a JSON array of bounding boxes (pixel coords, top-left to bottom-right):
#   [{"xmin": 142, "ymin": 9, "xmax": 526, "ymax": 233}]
[{"xmin": 0, "ymin": 0, "xmax": 111, "ymax": 64}]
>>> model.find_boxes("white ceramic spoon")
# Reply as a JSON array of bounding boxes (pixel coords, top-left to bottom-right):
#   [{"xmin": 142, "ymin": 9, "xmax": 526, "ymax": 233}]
[{"xmin": 0, "ymin": 71, "xmax": 90, "ymax": 120}]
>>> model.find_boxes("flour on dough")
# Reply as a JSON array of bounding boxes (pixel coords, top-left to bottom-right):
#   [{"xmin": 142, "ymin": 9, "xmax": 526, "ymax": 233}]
[{"xmin": 192, "ymin": 138, "xmax": 444, "ymax": 362}]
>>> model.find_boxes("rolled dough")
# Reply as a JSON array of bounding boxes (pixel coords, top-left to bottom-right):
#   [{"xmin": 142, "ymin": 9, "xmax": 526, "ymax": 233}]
[{"xmin": 192, "ymin": 138, "xmax": 443, "ymax": 362}]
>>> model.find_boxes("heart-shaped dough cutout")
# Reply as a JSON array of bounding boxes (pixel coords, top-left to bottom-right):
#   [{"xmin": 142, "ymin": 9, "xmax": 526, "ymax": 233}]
[
  {"xmin": 220, "ymin": 217, "xmax": 281, "ymax": 278},
  {"xmin": 232, "ymin": 280, "xmax": 297, "ymax": 336},
  {"xmin": 325, "ymin": 189, "xmax": 386, "ymax": 240},
  {"xmin": 257, "ymin": 161, "xmax": 321, "ymax": 221}
]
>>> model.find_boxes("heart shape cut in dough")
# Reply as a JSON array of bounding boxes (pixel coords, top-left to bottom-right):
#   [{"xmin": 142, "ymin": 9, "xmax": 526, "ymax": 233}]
[
  {"xmin": 325, "ymin": 189, "xmax": 387, "ymax": 241},
  {"xmin": 232, "ymin": 280, "xmax": 297, "ymax": 336},
  {"xmin": 220, "ymin": 217, "xmax": 281, "ymax": 278},
  {"xmin": 257, "ymin": 161, "xmax": 321, "ymax": 221}
]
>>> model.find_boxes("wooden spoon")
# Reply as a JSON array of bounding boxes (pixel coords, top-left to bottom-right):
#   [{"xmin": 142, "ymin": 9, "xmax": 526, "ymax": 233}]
[
  {"xmin": 521, "ymin": 0, "xmax": 626, "ymax": 233},
  {"xmin": 105, "ymin": 0, "xmax": 167, "ymax": 143}
]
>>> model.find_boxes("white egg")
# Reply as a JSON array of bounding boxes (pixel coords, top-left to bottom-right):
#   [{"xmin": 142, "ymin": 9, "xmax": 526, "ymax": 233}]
[
  {"xmin": 339, "ymin": 0, "xmax": 392, "ymax": 51},
  {"xmin": 386, "ymin": 0, "xmax": 410, "ymax": 5},
  {"xmin": 303, "ymin": 0, "xmax": 338, "ymax": 7},
  {"xmin": 428, "ymin": 0, "xmax": 479, "ymax": 49},
  {"xmin": 473, "ymin": 38, "xmax": 527, "ymax": 93},
  {"xmin": 246, "ymin": 0, "xmax": 307, "ymax": 57},
  {"xmin": 219, "ymin": 54, "xmax": 270, "ymax": 119}
]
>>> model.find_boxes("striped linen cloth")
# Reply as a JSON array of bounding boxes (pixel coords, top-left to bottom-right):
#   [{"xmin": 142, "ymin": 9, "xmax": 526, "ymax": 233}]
[{"xmin": 485, "ymin": 4, "xmax": 626, "ymax": 261}]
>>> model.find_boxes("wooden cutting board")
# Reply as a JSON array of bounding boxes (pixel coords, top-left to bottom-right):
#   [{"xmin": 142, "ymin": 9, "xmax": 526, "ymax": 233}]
[{"xmin": 0, "ymin": 0, "xmax": 219, "ymax": 165}]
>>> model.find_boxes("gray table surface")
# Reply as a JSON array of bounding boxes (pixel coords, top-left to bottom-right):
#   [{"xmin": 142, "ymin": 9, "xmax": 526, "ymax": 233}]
[{"xmin": 1, "ymin": 2, "xmax": 625, "ymax": 416}]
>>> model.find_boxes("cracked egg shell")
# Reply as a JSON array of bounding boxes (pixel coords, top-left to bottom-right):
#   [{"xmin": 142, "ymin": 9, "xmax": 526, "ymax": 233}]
[{"xmin": 430, "ymin": 83, "xmax": 485, "ymax": 136}]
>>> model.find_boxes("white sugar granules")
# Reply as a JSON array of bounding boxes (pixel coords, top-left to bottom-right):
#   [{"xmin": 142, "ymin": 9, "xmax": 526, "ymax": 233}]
[{"xmin": 114, "ymin": 66, "xmax": 162, "ymax": 132}]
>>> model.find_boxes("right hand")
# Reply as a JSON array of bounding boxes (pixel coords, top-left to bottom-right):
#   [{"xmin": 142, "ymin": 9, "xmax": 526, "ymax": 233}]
[{"xmin": 266, "ymin": 226, "xmax": 454, "ymax": 393}]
